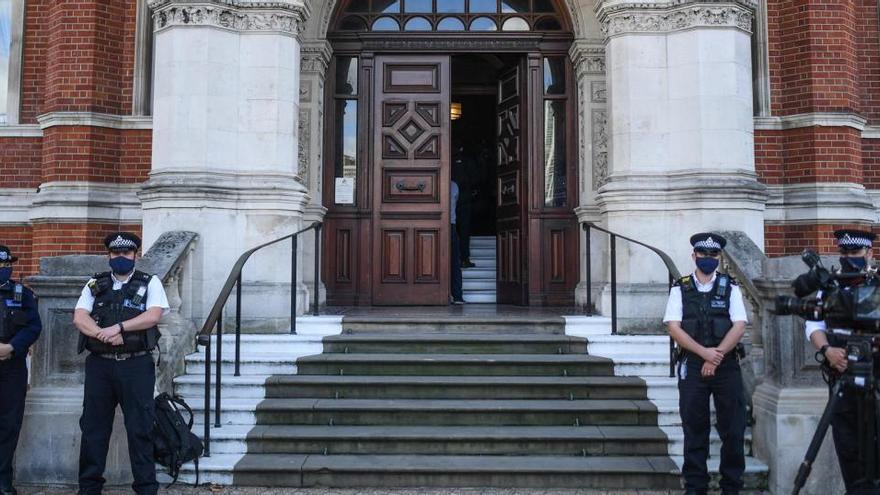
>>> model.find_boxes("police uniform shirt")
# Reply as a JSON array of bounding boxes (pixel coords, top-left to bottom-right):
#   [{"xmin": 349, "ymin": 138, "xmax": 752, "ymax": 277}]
[
  {"xmin": 804, "ymin": 297, "xmax": 828, "ymax": 340},
  {"xmin": 662, "ymin": 272, "xmax": 749, "ymax": 324},
  {"xmin": 75, "ymin": 273, "xmax": 170, "ymax": 315}
]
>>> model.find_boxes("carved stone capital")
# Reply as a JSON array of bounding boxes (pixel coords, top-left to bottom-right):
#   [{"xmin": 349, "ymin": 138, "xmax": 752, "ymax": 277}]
[
  {"xmin": 596, "ymin": 0, "xmax": 756, "ymax": 37},
  {"xmin": 300, "ymin": 40, "xmax": 332, "ymax": 75},
  {"xmin": 569, "ymin": 41, "xmax": 605, "ymax": 78},
  {"xmin": 149, "ymin": 0, "xmax": 310, "ymax": 36}
]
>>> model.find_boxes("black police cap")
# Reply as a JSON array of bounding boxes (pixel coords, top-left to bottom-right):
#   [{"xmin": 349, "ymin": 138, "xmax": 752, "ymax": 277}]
[
  {"xmin": 0, "ymin": 245, "xmax": 18, "ymax": 263},
  {"xmin": 834, "ymin": 229, "xmax": 876, "ymax": 249},
  {"xmin": 103, "ymin": 232, "xmax": 142, "ymax": 252},
  {"xmin": 689, "ymin": 232, "xmax": 727, "ymax": 251}
]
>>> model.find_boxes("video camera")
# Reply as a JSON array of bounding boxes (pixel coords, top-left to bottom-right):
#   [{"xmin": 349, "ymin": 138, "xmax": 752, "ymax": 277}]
[{"xmin": 774, "ymin": 250, "xmax": 880, "ymax": 332}]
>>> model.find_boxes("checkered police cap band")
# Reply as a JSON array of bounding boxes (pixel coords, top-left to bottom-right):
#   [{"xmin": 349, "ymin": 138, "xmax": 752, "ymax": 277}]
[
  {"xmin": 837, "ymin": 233, "xmax": 873, "ymax": 249},
  {"xmin": 693, "ymin": 237, "xmax": 722, "ymax": 250},
  {"xmin": 108, "ymin": 235, "xmax": 138, "ymax": 250}
]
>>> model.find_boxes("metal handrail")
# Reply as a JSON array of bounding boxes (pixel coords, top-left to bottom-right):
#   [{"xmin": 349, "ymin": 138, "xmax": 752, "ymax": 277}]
[
  {"xmin": 196, "ymin": 221, "xmax": 323, "ymax": 456},
  {"xmin": 582, "ymin": 222, "xmax": 681, "ymax": 377}
]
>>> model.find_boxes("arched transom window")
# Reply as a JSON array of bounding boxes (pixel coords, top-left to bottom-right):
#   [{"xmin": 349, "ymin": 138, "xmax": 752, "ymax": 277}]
[{"xmin": 333, "ymin": 0, "xmax": 567, "ymax": 33}]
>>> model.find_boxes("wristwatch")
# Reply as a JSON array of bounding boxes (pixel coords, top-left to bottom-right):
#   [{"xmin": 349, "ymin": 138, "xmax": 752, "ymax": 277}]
[{"xmin": 819, "ymin": 344, "xmax": 830, "ymax": 357}]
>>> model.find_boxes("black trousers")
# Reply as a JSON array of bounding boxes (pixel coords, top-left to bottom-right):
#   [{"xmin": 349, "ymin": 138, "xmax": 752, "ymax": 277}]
[
  {"xmin": 457, "ymin": 202, "xmax": 472, "ymax": 261},
  {"xmin": 831, "ymin": 382, "xmax": 880, "ymax": 493},
  {"xmin": 678, "ymin": 355, "xmax": 746, "ymax": 494},
  {"xmin": 0, "ymin": 357, "xmax": 27, "ymax": 490},
  {"xmin": 78, "ymin": 354, "xmax": 157, "ymax": 495},
  {"xmin": 451, "ymin": 226, "xmax": 463, "ymax": 301}
]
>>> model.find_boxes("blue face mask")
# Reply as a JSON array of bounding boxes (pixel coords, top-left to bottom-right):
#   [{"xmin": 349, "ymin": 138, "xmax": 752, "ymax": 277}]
[
  {"xmin": 840, "ymin": 256, "xmax": 867, "ymax": 273},
  {"xmin": 0, "ymin": 267, "xmax": 12, "ymax": 284},
  {"xmin": 696, "ymin": 257, "xmax": 719, "ymax": 275},
  {"xmin": 109, "ymin": 256, "xmax": 135, "ymax": 276}
]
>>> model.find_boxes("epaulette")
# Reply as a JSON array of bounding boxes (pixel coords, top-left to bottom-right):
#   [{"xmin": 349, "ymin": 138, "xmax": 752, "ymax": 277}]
[
  {"xmin": 89, "ymin": 272, "xmax": 113, "ymax": 296},
  {"xmin": 676, "ymin": 275, "xmax": 694, "ymax": 290}
]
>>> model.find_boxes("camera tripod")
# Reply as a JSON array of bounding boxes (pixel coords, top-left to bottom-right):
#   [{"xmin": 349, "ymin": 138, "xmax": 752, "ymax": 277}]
[{"xmin": 792, "ymin": 335, "xmax": 880, "ymax": 495}]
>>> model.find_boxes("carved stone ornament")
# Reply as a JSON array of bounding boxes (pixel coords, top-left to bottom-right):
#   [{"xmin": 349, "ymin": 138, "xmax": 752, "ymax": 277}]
[
  {"xmin": 569, "ymin": 43, "xmax": 605, "ymax": 78},
  {"xmin": 362, "ymin": 38, "xmax": 541, "ymax": 51},
  {"xmin": 591, "ymin": 81, "xmax": 606, "ymax": 103},
  {"xmin": 150, "ymin": 0, "xmax": 308, "ymax": 35},
  {"xmin": 296, "ymin": 108, "xmax": 310, "ymax": 185},
  {"xmin": 591, "ymin": 109, "xmax": 608, "ymax": 189},
  {"xmin": 599, "ymin": 3, "xmax": 755, "ymax": 36}
]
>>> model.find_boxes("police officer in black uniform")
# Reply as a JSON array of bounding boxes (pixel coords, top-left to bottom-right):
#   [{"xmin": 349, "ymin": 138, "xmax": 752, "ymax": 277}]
[
  {"xmin": 804, "ymin": 229, "xmax": 880, "ymax": 494},
  {"xmin": 663, "ymin": 233, "xmax": 749, "ymax": 494},
  {"xmin": 0, "ymin": 246, "xmax": 41, "ymax": 495},
  {"xmin": 73, "ymin": 232, "xmax": 169, "ymax": 495}
]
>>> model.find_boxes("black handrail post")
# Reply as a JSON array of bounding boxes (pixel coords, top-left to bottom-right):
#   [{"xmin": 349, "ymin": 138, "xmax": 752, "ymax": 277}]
[
  {"xmin": 610, "ymin": 234, "xmax": 618, "ymax": 335},
  {"xmin": 214, "ymin": 309, "xmax": 222, "ymax": 428},
  {"xmin": 668, "ymin": 271, "xmax": 675, "ymax": 378},
  {"xmin": 203, "ymin": 335, "xmax": 211, "ymax": 457},
  {"xmin": 584, "ymin": 223, "xmax": 592, "ymax": 316},
  {"xmin": 291, "ymin": 235, "xmax": 298, "ymax": 335},
  {"xmin": 234, "ymin": 274, "xmax": 242, "ymax": 377},
  {"xmin": 313, "ymin": 224, "xmax": 322, "ymax": 316}
]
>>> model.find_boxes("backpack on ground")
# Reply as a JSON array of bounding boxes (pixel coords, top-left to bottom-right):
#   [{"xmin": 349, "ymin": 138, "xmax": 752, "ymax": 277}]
[{"xmin": 153, "ymin": 392, "xmax": 204, "ymax": 485}]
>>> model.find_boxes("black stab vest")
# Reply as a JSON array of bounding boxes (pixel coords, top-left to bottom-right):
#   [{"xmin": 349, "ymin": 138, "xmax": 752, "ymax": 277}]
[
  {"xmin": 679, "ymin": 273, "xmax": 734, "ymax": 348},
  {"xmin": 80, "ymin": 270, "xmax": 160, "ymax": 354}
]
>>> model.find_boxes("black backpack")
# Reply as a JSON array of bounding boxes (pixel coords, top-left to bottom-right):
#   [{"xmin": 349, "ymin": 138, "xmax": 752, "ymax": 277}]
[{"xmin": 153, "ymin": 393, "xmax": 203, "ymax": 485}]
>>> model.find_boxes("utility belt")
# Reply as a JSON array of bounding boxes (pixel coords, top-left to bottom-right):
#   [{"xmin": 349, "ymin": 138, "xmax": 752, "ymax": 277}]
[{"xmin": 91, "ymin": 350, "xmax": 152, "ymax": 361}]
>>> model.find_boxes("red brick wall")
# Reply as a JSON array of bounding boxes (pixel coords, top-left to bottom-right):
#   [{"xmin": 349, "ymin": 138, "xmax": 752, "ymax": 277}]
[
  {"xmin": 31, "ymin": 222, "xmax": 142, "ymax": 260},
  {"xmin": 765, "ymin": 223, "xmax": 878, "ymax": 256},
  {"xmin": 0, "ymin": 226, "xmax": 35, "ymax": 277},
  {"xmin": 0, "ymin": 137, "xmax": 42, "ymax": 189},
  {"xmin": 40, "ymin": 127, "xmax": 150, "ymax": 184},
  {"xmin": 857, "ymin": 0, "xmax": 880, "ymax": 124}
]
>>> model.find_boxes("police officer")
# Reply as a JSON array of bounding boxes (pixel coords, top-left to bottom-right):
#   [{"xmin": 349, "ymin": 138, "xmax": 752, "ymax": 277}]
[
  {"xmin": 0, "ymin": 246, "xmax": 41, "ymax": 495},
  {"xmin": 805, "ymin": 229, "xmax": 878, "ymax": 493},
  {"xmin": 73, "ymin": 232, "xmax": 169, "ymax": 495},
  {"xmin": 663, "ymin": 233, "xmax": 749, "ymax": 494}
]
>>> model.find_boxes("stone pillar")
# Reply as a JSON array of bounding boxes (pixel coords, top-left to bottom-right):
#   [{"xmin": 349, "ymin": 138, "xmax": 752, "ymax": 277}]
[
  {"xmin": 141, "ymin": 0, "xmax": 310, "ymax": 330},
  {"xmin": 595, "ymin": 0, "xmax": 767, "ymax": 328}
]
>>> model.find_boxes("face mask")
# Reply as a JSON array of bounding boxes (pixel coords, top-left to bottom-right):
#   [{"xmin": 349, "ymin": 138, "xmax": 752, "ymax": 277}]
[
  {"xmin": 840, "ymin": 256, "xmax": 867, "ymax": 273},
  {"xmin": 109, "ymin": 257, "xmax": 135, "ymax": 276},
  {"xmin": 695, "ymin": 257, "xmax": 719, "ymax": 275},
  {"xmin": 0, "ymin": 267, "xmax": 12, "ymax": 284}
]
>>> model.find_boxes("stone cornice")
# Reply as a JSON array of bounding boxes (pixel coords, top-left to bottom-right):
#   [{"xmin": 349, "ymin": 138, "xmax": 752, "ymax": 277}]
[
  {"xmin": 36, "ymin": 112, "xmax": 152, "ymax": 130},
  {"xmin": 0, "ymin": 124, "xmax": 42, "ymax": 137},
  {"xmin": 150, "ymin": 0, "xmax": 310, "ymax": 36},
  {"xmin": 300, "ymin": 39, "xmax": 332, "ymax": 74},
  {"xmin": 569, "ymin": 40, "xmax": 606, "ymax": 77},
  {"xmin": 861, "ymin": 125, "xmax": 880, "ymax": 139},
  {"xmin": 754, "ymin": 112, "xmax": 867, "ymax": 132},
  {"xmin": 596, "ymin": 0, "xmax": 756, "ymax": 37},
  {"xmin": 763, "ymin": 182, "xmax": 876, "ymax": 224}
]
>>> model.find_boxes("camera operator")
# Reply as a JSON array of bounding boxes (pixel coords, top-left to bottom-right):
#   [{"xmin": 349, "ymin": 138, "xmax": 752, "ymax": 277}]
[{"xmin": 804, "ymin": 229, "xmax": 879, "ymax": 493}]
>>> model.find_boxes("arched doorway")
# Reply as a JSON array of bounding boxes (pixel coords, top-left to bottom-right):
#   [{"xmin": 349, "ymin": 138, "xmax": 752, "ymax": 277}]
[{"xmin": 322, "ymin": 0, "xmax": 578, "ymax": 306}]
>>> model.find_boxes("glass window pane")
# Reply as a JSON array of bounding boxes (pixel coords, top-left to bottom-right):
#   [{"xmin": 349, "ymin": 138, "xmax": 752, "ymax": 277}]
[
  {"xmin": 404, "ymin": 16, "xmax": 432, "ymax": 30},
  {"xmin": 543, "ymin": 57, "xmax": 565, "ymax": 95},
  {"xmin": 405, "ymin": 0, "xmax": 433, "ymax": 12},
  {"xmin": 534, "ymin": 16, "xmax": 561, "ymax": 30},
  {"xmin": 501, "ymin": 0, "xmax": 528, "ymax": 13},
  {"xmin": 339, "ymin": 15, "xmax": 368, "ymax": 31},
  {"xmin": 533, "ymin": 0, "xmax": 554, "ymax": 12},
  {"xmin": 502, "ymin": 17, "xmax": 529, "ymax": 31},
  {"xmin": 469, "ymin": 0, "xmax": 496, "ymax": 13},
  {"xmin": 543, "ymin": 100, "xmax": 566, "ymax": 207},
  {"xmin": 335, "ymin": 57, "xmax": 358, "ymax": 96},
  {"xmin": 469, "ymin": 16, "xmax": 497, "ymax": 30},
  {"xmin": 437, "ymin": 0, "xmax": 465, "ymax": 12},
  {"xmin": 372, "ymin": 16, "xmax": 401, "ymax": 30},
  {"xmin": 345, "ymin": 0, "xmax": 371, "ymax": 12},
  {"xmin": 437, "ymin": 17, "xmax": 465, "ymax": 30},
  {"xmin": 372, "ymin": 0, "xmax": 401, "ymax": 13},
  {"xmin": 335, "ymin": 100, "xmax": 358, "ymax": 203},
  {"xmin": 0, "ymin": 0, "xmax": 10, "ymax": 123}
]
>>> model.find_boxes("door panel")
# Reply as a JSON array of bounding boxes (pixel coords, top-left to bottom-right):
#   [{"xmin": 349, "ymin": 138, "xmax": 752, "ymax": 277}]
[
  {"xmin": 372, "ymin": 55, "xmax": 450, "ymax": 305},
  {"xmin": 496, "ymin": 61, "xmax": 528, "ymax": 305}
]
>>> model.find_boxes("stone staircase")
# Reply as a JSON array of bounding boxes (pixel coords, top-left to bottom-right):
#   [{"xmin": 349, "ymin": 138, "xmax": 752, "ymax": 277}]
[
  {"xmin": 462, "ymin": 236, "xmax": 496, "ymax": 303},
  {"xmin": 173, "ymin": 316, "xmax": 768, "ymax": 489}
]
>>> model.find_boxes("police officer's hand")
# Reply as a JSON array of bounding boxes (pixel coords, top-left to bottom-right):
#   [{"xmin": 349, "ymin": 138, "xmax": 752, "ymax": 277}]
[
  {"xmin": 700, "ymin": 347, "xmax": 724, "ymax": 366},
  {"xmin": 825, "ymin": 347, "xmax": 848, "ymax": 373},
  {"xmin": 0, "ymin": 343, "xmax": 13, "ymax": 360},
  {"xmin": 108, "ymin": 334, "xmax": 124, "ymax": 346},
  {"xmin": 701, "ymin": 361, "xmax": 717, "ymax": 378},
  {"xmin": 96, "ymin": 324, "xmax": 121, "ymax": 344}
]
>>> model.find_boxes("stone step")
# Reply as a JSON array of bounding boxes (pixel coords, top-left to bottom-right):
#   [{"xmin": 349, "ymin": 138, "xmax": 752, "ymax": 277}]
[
  {"xmin": 460, "ymin": 293, "xmax": 496, "ymax": 303},
  {"xmin": 295, "ymin": 353, "xmax": 614, "ymax": 376},
  {"xmin": 461, "ymin": 268, "xmax": 495, "ymax": 279},
  {"xmin": 342, "ymin": 318, "xmax": 563, "ymax": 334},
  {"xmin": 188, "ymin": 398, "xmax": 658, "ymax": 427},
  {"xmin": 185, "ymin": 352, "xmax": 300, "ymax": 375},
  {"xmin": 661, "ymin": 426, "xmax": 755, "ymax": 457},
  {"xmin": 468, "ymin": 247, "xmax": 496, "ymax": 259},
  {"xmin": 175, "ymin": 374, "xmax": 650, "ymax": 400},
  {"xmin": 199, "ymin": 334, "xmax": 325, "ymax": 355},
  {"xmin": 195, "ymin": 424, "xmax": 669, "ymax": 456},
  {"xmin": 587, "ymin": 335, "xmax": 671, "ymax": 357},
  {"xmin": 463, "ymin": 280, "xmax": 495, "ymax": 291},
  {"xmin": 179, "ymin": 453, "xmax": 682, "ymax": 488},
  {"xmin": 322, "ymin": 333, "xmax": 587, "ymax": 355}
]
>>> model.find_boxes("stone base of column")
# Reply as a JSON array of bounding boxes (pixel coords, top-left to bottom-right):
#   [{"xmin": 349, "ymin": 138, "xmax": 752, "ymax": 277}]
[{"xmin": 752, "ymin": 383, "xmax": 845, "ymax": 495}]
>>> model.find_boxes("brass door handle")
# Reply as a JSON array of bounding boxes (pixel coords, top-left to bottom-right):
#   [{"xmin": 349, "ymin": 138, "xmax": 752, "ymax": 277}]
[{"xmin": 395, "ymin": 181, "xmax": 426, "ymax": 192}]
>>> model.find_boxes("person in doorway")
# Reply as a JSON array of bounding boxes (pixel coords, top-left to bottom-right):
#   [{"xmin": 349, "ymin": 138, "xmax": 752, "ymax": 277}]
[
  {"xmin": 663, "ymin": 233, "xmax": 748, "ymax": 495},
  {"xmin": 452, "ymin": 144, "xmax": 476, "ymax": 268},
  {"xmin": 0, "ymin": 245, "xmax": 42, "ymax": 495},
  {"xmin": 450, "ymin": 180, "xmax": 464, "ymax": 304},
  {"xmin": 73, "ymin": 232, "xmax": 169, "ymax": 495}
]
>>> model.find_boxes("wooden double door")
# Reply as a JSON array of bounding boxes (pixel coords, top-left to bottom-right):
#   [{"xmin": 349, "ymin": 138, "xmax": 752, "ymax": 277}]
[{"xmin": 323, "ymin": 52, "xmax": 578, "ymax": 306}]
